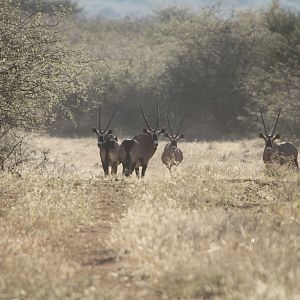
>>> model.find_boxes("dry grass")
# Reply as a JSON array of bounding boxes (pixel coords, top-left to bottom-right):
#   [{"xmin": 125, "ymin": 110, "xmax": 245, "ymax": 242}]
[
  {"xmin": 0, "ymin": 173, "xmax": 119, "ymax": 299},
  {"xmin": 110, "ymin": 139, "xmax": 300, "ymax": 300},
  {"xmin": 0, "ymin": 136, "xmax": 120, "ymax": 300},
  {"xmin": 1, "ymin": 135, "xmax": 300, "ymax": 299}
]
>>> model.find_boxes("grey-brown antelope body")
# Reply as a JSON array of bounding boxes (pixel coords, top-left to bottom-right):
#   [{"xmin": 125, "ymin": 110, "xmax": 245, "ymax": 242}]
[
  {"xmin": 161, "ymin": 115, "xmax": 184, "ymax": 172},
  {"xmin": 92, "ymin": 105, "xmax": 119, "ymax": 175},
  {"xmin": 119, "ymin": 104, "xmax": 165, "ymax": 177},
  {"xmin": 119, "ymin": 138, "xmax": 140, "ymax": 176},
  {"xmin": 259, "ymin": 108, "xmax": 298, "ymax": 169}
]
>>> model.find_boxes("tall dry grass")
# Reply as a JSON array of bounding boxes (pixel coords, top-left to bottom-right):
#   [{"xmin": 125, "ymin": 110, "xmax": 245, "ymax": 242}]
[
  {"xmin": 110, "ymin": 139, "xmax": 300, "ymax": 299},
  {"xmin": 0, "ymin": 135, "xmax": 119, "ymax": 300},
  {"xmin": 1, "ymin": 135, "xmax": 300, "ymax": 299}
]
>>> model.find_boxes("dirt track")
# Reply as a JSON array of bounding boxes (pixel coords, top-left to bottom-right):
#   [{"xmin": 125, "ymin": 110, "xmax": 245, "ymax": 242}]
[
  {"xmin": 58, "ymin": 179, "xmax": 158, "ymax": 299},
  {"xmin": 65, "ymin": 180, "xmax": 128, "ymax": 286}
]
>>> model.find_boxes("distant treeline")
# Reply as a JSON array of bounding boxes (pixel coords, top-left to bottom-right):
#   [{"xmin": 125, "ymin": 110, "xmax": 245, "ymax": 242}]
[
  {"xmin": 53, "ymin": 1, "xmax": 299, "ymax": 140},
  {"xmin": 2, "ymin": 0, "xmax": 300, "ymax": 141}
]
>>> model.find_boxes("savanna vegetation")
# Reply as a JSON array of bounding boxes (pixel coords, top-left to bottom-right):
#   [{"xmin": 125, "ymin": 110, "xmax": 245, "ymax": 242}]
[
  {"xmin": 1, "ymin": 0, "xmax": 300, "ymax": 299},
  {"xmin": 1, "ymin": 0, "xmax": 300, "ymax": 146},
  {"xmin": 1, "ymin": 137, "xmax": 300, "ymax": 299},
  {"xmin": 57, "ymin": 0, "xmax": 300, "ymax": 140}
]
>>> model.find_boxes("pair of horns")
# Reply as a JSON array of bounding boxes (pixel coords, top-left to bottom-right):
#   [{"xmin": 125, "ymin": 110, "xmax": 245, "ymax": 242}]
[
  {"xmin": 167, "ymin": 114, "xmax": 184, "ymax": 137},
  {"xmin": 98, "ymin": 104, "xmax": 117, "ymax": 133},
  {"xmin": 260, "ymin": 108, "xmax": 281, "ymax": 137},
  {"xmin": 140, "ymin": 103, "xmax": 160, "ymax": 132}
]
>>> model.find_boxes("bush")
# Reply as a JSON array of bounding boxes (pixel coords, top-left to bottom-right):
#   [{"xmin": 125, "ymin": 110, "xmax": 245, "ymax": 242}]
[{"xmin": 0, "ymin": 0, "xmax": 87, "ymax": 170}]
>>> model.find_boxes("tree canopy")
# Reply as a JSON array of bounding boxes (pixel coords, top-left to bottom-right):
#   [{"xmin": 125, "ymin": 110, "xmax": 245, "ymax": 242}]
[
  {"xmin": 2, "ymin": 0, "xmax": 300, "ymax": 141},
  {"xmin": 13, "ymin": 0, "xmax": 82, "ymax": 14}
]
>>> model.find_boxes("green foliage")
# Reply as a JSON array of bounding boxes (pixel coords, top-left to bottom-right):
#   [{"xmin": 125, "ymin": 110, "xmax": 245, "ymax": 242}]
[
  {"xmin": 0, "ymin": 0, "xmax": 86, "ymax": 131},
  {"xmin": 0, "ymin": 0, "xmax": 88, "ymax": 170},
  {"xmin": 5, "ymin": 1, "xmax": 299, "ymax": 140},
  {"xmin": 243, "ymin": 2, "xmax": 300, "ymax": 139},
  {"xmin": 62, "ymin": 8, "xmax": 270, "ymax": 138},
  {"xmin": 154, "ymin": 10, "xmax": 266, "ymax": 137},
  {"xmin": 13, "ymin": 0, "xmax": 82, "ymax": 14}
]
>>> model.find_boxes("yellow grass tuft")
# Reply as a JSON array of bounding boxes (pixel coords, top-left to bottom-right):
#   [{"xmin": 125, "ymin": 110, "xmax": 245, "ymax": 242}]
[
  {"xmin": 1, "ymin": 135, "xmax": 300, "ymax": 299},
  {"xmin": 110, "ymin": 139, "xmax": 300, "ymax": 299}
]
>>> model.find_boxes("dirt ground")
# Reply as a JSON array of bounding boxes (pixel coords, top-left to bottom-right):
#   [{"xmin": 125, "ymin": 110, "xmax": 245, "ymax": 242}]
[{"xmin": 60, "ymin": 180, "xmax": 162, "ymax": 299}]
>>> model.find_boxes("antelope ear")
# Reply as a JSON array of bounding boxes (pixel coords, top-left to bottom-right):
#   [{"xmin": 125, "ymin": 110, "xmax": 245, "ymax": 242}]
[
  {"xmin": 258, "ymin": 133, "xmax": 265, "ymax": 139},
  {"xmin": 274, "ymin": 133, "xmax": 281, "ymax": 140},
  {"xmin": 164, "ymin": 133, "xmax": 169, "ymax": 138},
  {"xmin": 142, "ymin": 128, "xmax": 149, "ymax": 133},
  {"xmin": 108, "ymin": 129, "xmax": 113, "ymax": 134},
  {"xmin": 178, "ymin": 134, "xmax": 184, "ymax": 140},
  {"xmin": 92, "ymin": 128, "xmax": 100, "ymax": 136}
]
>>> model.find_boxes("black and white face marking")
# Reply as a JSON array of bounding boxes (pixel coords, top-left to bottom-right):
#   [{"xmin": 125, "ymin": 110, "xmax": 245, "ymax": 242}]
[
  {"xmin": 143, "ymin": 128, "xmax": 166, "ymax": 148},
  {"xmin": 140, "ymin": 103, "xmax": 166, "ymax": 148},
  {"xmin": 92, "ymin": 128, "xmax": 114, "ymax": 148},
  {"xmin": 171, "ymin": 138, "xmax": 177, "ymax": 150},
  {"xmin": 152, "ymin": 132, "xmax": 159, "ymax": 147},
  {"xmin": 259, "ymin": 109, "xmax": 281, "ymax": 153},
  {"xmin": 259, "ymin": 133, "xmax": 280, "ymax": 153},
  {"xmin": 97, "ymin": 133, "xmax": 107, "ymax": 147},
  {"xmin": 93, "ymin": 104, "xmax": 117, "ymax": 148},
  {"xmin": 165, "ymin": 133, "xmax": 184, "ymax": 150},
  {"xmin": 165, "ymin": 114, "xmax": 184, "ymax": 150},
  {"xmin": 266, "ymin": 137, "xmax": 273, "ymax": 153}
]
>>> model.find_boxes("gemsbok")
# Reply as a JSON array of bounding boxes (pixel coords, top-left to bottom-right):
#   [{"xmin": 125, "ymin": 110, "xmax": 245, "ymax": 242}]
[
  {"xmin": 161, "ymin": 115, "xmax": 184, "ymax": 172},
  {"xmin": 133, "ymin": 103, "xmax": 166, "ymax": 176},
  {"xmin": 119, "ymin": 103, "xmax": 165, "ymax": 177},
  {"xmin": 259, "ymin": 108, "xmax": 298, "ymax": 169},
  {"xmin": 118, "ymin": 138, "xmax": 140, "ymax": 176},
  {"xmin": 92, "ymin": 104, "xmax": 120, "ymax": 175}
]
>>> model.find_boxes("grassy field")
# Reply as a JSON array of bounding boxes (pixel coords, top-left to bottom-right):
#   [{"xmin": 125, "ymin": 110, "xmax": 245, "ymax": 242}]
[{"xmin": 1, "ymin": 136, "xmax": 300, "ymax": 299}]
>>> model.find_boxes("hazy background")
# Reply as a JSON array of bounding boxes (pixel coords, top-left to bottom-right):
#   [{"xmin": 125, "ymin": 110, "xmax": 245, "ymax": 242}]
[
  {"xmin": 2, "ymin": 0, "xmax": 300, "ymax": 143},
  {"xmin": 77, "ymin": 0, "xmax": 300, "ymax": 18}
]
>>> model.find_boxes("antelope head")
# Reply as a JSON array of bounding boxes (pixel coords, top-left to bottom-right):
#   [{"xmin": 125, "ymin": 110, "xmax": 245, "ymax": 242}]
[
  {"xmin": 140, "ymin": 103, "xmax": 166, "ymax": 147},
  {"xmin": 92, "ymin": 104, "xmax": 117, "ymax": 148},
  {"xmin": 165, "ymin": 114, "xmax": 184, "ymax": 150},
  {"xmin": 259, "ymin": 108, "xmax": 281, "ymax": 153}
]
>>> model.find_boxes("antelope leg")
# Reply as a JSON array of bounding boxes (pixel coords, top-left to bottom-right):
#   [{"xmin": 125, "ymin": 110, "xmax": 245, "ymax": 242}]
[
  {"xmin": 141, "ymin": 164, "xmax": 147, "ymax": 177},
  {"xmin": 102, "ymin": 159, "xmax": 109, "ymax": 176}
]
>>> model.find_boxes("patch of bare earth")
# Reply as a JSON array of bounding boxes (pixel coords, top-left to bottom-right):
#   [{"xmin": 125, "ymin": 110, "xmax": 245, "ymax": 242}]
[
  {"xmin": 60, "ymin": 179, "xmax": 160, "ymax": 299},
  {"xmin": 60, "ymin": 180, "xmax": 129, "ymax": 291}
]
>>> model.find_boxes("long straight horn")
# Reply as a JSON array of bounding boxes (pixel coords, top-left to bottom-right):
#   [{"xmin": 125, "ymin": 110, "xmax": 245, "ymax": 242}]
[
  {"xmin": 167, "ymin": 114, "xmax": 173, "ymax": 136},
  {"xmin": 104, "ymin": 107, "xmax": 117, "ymax": 132},
  {"xmin": 155, "ymin": 103, "xmax": 160, "ymax": 131},
  {"xmin": 98, "ymin": 104, "xmax": 102, "ymax": 133},
  {"xmin": 271, "ymin": 109, "xmax": 281, "ymax": 136},
  {"xmin": 176, "ymin": 115, "xmax": 185, "ymax": 136},
  {"xmin": 140, "ymin": 103, "xmax": 153, "ymax": 131},
  {"xmin": 259, "ymin": 108, "xmax": 268, "ymax": 136}
]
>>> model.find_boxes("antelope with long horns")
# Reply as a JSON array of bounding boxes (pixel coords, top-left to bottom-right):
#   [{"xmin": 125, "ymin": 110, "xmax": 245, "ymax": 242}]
[
  {"xmin": 134, "ymin": 103, "xmax": 166, "ymax": 176},
  {"xmin": 120, "ymin": 103, "xmax": 165, "ymax": 177},
  {"xmin": 259, "ymin": 108, "xmax": 298, "ymax": 169},
  {"xmin": 161, "ymin": 114, "xmax": 184, "ymax": 172},
  {"xmin": 92, "ymin": 104, "xmax": 120, "ymax": 175}
]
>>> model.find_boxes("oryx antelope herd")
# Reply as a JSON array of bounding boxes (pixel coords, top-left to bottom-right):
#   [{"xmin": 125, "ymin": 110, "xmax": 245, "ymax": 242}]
[{"xmin": 92, "ymin": 104, "xmax": 299, "ymax": 176}]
